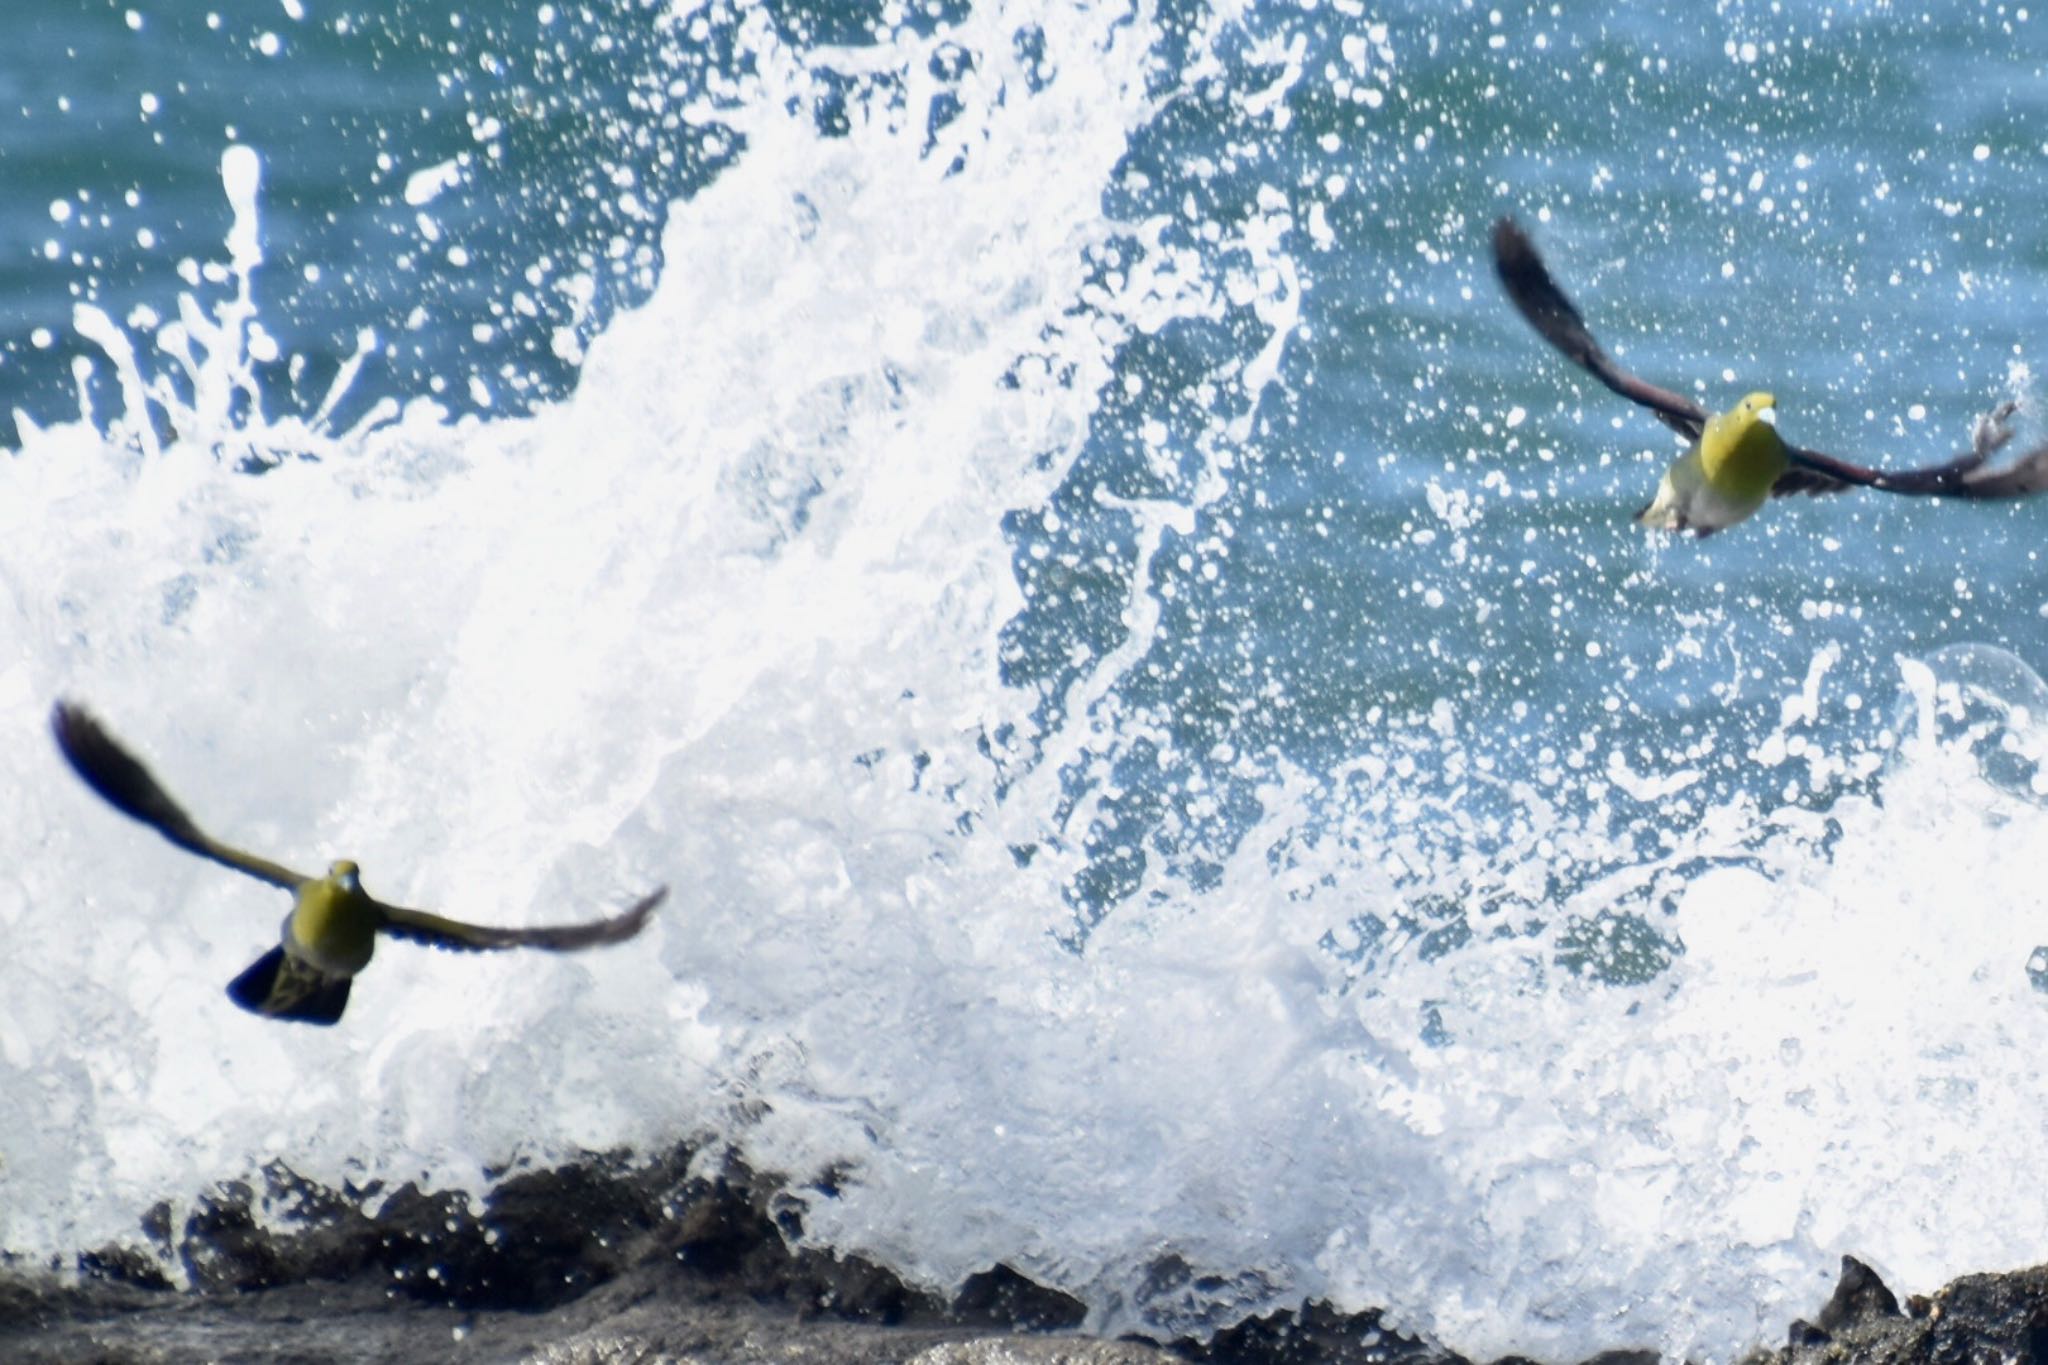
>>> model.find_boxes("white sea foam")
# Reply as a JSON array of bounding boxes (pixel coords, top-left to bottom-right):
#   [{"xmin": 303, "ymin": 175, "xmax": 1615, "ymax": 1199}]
[{"xmin": 4, "ymin": 4, "xmax": 2048, "ymax": 1363}]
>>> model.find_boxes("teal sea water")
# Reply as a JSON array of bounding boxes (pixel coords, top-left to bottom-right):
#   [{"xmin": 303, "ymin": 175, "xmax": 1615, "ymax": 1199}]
[
  {"xmin": 7, "ymin": 1, "xmax": 2048, "ymax": 1359},
  {"xmin": 0, "ymin": 2, "xmax": 717, "ymax": 438}
]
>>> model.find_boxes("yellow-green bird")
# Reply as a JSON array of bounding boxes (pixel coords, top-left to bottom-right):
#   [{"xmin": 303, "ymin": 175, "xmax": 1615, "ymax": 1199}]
[
  {"xmin": 1634, "ymin": 390, "xmax": 1788, "ymax": 534},
  {"xmin": 1491, "ymin": 217, "xmax": 2048, "ymax": 535},
  {"xmin": 51, "ymin": 701, "xmax": 667, "ymax": 1026}
]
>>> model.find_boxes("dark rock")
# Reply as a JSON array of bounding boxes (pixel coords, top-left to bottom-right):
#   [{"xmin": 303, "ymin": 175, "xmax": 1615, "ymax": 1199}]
[
  {"xmin": 954, "ymin": 1264, "xmax": 1088, "ymax": 1330},
  {"xmin": 0, "ymin": 1144, "xmax": 1054, "ymax": 1362},
  {"xmin": 1751, "ymin": 1256, "xmax": 2048, "ymax": 1364},
  {"xmin": 1816, "ymin": 1255, "xmax": 1901, "ymax": 1332},
  {"xmin": 1786, "ymin": 1318, "xmax": 1829, "ymax": 1348},
  {"xmin": 23, "ymin": 1154, "xmax": 2048, "ymax": 1365},
  {"xmin": 1171, "ymin": 1298, "xmax": 1451, "ymax": 1364},
  {"xmin": 1917, "ymin": 1264, "xmax": 2048, "ymax": 1362},
  {"xmin": 74, "ymin": 1244, "xmax": 172, "ymax": 1292}
]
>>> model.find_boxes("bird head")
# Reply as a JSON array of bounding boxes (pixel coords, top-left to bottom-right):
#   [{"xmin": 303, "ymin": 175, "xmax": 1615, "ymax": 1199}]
[
  {"xmin": 1738, "ymin": 391, "xmax": 1778, "ymax": 425},
  {"xmin": 327, "ymin": 859, "xmax": 362, "ymax": 893}
]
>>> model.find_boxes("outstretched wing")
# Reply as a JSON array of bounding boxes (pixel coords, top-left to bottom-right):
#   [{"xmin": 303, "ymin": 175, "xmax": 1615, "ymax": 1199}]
[
  {"xmin": 1784, "ymin": 399, "xmax": 2048, "ymax": 498},
  {"xmin": 1490, "ymin": 217, "xmax": 1708, "ymax": 441},
  {"xmin": 378, "ymin": 885, "xmax": 668, "ymax": 953},
  {"xmin": 50, "ymin": 701, "xmax": 311, "ymax": 891},
  {"xmin": 1493, "ymin": 219, "xmax": 2048, "ymax": 504}
]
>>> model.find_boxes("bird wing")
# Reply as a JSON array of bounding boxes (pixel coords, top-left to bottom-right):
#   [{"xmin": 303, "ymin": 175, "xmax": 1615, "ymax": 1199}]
[
  {"xmin": 1767, "ymin": 463, "xmax": 1852, "ymax": 498},
  {"xmin": 1490, "ymin": 217, "xmax": 1709, "ymax": 441},
  {"xmin": 50, "ymin": 701, "xmax": 312, "ymax": 891},
  {"xmin": 377, "ymin": 885, "xmax": 668, "ymax": 953},
  {"xmin": 1493, "ymin": 220, "xmax": 2048, "ymax": 503},
  {"xmin": 1783, "ymin": 399, "xmax": 2048, "ymax": 498}
]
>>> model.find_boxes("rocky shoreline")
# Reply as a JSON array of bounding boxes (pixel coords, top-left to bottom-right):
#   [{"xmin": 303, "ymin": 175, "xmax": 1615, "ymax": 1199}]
[{"xmin": 3, "ymin": 1145, "xmax": 2043, "ymax": 1364}]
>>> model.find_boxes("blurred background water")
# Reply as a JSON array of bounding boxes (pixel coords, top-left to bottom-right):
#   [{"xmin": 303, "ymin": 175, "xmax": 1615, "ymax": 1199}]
[{"xmin": 7, "ymin": 1, "xmax": 2048, "ymax": 1360}]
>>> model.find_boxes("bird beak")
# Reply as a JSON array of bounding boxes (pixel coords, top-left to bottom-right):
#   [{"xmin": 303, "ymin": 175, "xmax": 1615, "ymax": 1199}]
[{"xmin": 1758, "ymin": 406, "xmax": 1779, "ymax": 426}]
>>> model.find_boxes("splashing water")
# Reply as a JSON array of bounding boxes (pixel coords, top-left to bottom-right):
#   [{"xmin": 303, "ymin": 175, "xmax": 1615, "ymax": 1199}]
[{"xmin": 6, "ymin": 3, "xmax": 2048, "ymax": 1362}]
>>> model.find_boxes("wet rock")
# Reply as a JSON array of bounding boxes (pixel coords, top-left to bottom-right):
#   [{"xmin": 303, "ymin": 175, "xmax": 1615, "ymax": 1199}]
[
  {"xmin": 1916, "ymin": 1266, "xmax": 2048, "ymax": 1360},
  {"xmin": 1171, "ymin": 1299, "xmax": 1449, "ymax": 1364},
  {"xmin": 73, "ymin": 1244, "xmax": 172, "ymax": 1293},
  {"xmin": 1783, "ymin": 1254, "xmax": 1902, "ymax": 1347},
  {"xmin": 18, "ymin": 1151, "xmax": 2048, "ymax": 1365},
  {"xmin": 0, "ymin": 1145, "xmax": 1136, "ymax": 1364},
  {"xmin": 1752, "ymin": 1256, "xmax": 2048, "ymax": 1364},
  {"xmin": 954, "ymin": 1264, "xmax": 1088, "ymax": 1331},
  {"xmin": 908, "ymin": 1343, "xmax": 1178, "ymax": 1364}
]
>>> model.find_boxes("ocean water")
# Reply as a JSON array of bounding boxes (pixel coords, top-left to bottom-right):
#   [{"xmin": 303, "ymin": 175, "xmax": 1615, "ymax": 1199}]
[{"xmin": 7, "ymin": 0, "xmax": 2048, "ymax": 1359}]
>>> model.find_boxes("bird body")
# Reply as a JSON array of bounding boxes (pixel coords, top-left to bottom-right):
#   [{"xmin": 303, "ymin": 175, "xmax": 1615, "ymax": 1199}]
[
  {"xmin": 284, "ymin": 861, "xmax": 381, "ymax": 977},
  {"xmin": 221, "ymin": 859, "xmax": 383, "ymax": 1024},
  {"xmin": 1489, "ymin": 217, "xmax": 2048, "ymax": 533},
  {"xmin": 50, "ymin": 702, "xmax": 666, "ymax": 1026},
  {"xmin": 1636, "ymin": 392, "xmax": 1789, "ymax": 535}
]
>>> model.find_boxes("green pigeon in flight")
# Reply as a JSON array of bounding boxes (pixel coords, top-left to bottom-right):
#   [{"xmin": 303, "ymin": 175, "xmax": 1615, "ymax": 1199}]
[
  {"xmin": 1491, "ymin": 216, "xmax": 2048, "ymax": 535},
  {"xmin": 52, "ymin": 700, "xmax": 666, "ymax": 1025}
]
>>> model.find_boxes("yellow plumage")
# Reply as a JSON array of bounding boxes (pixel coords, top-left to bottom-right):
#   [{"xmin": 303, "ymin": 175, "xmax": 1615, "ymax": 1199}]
[
  {"xmin": 1635, "ymin": 392, "xmax": 1789, "ymax": 535},
  {"xmin": 50, "ymin": 702, "xmax": 667, "ymax": 1026},
  {"xmin": 284, "ymin": 861, "xmax": 381, "ymax": 976},
  {"xmin": 1492, "ymin": 217, "xmax": 2048, "ymax": 530}
]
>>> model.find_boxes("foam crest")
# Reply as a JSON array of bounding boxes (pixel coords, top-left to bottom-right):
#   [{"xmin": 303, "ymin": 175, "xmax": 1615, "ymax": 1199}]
[{"xmin": 0, "ymin": 0, "xmax": 1164, "ymax": 1262}]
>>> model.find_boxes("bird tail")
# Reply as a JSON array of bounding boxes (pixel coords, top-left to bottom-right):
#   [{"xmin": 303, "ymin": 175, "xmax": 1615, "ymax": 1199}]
[{"xmin": 226, "ymin": 948, "xmax": 352, "ymax": 1025}]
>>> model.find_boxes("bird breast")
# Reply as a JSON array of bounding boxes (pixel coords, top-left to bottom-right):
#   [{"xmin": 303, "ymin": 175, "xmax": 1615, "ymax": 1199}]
[
  {"xmin": 1699, "ymin": 412, "xmax": 1788, "ymax": 498},
  {"xmin": 286, "ymin": 879, "xmax": 380, "ymax": 975}
]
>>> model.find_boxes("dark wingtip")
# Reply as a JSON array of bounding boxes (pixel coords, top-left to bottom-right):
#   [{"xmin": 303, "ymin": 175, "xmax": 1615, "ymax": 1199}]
[
  {"xmin": 50, "ymin": 700, "xmax": 154, "ymax": 819},
  {"xmin": 1488, "ymin": 214, "xmax": 1591, "ymax": 341},
  {"xmin": 1489, "ymin": 216, "xmax": 1550, "ymax": 293},
  {"xmin": 602, "ymin": 884, "xmax": 670, "ymax": 937},
  {"xmin": 1490, "ymin": 216, "xmax": 1531, "ymax": 268},
  {"xmin": 50, "ymin": 698, "xmax": 91, "ymax": 761},
  {"xmin": 52, "ymin": 698, "xmax": 117, "ymax": 785},
  {"xmin": 51, "ymin": 698, "xmax": 204, "ymax": 841},
  {"xmin": 1488, "ymin": 216, "xmax": 1711, "ymax": 439},
  {"xmin": 583, "ymin": 882, "xmax": 668, "ymax": 946},
  {"xmin": 586, "ymin": 884, "xmax": 669, "ymax": 946}
]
